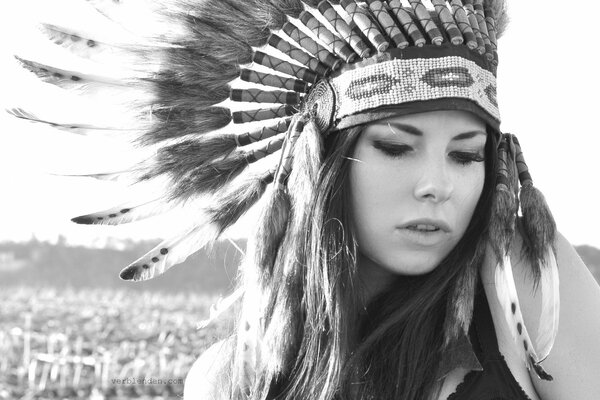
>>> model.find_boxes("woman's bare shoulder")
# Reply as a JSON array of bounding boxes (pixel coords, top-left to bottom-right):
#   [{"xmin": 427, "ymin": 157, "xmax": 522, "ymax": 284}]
[
  {"xmin": 184, "ymin": 337, "xmax": 235, "ymax": 400},
  {"xmin": 484, "ymin": 230, "xmax": 600, "ymax": 399}
]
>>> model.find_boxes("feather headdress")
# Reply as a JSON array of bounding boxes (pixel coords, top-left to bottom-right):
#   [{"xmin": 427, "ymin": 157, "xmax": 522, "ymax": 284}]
[{"xmin": 8, "ymin": 0, "xmax": 558, "ymax": 381}]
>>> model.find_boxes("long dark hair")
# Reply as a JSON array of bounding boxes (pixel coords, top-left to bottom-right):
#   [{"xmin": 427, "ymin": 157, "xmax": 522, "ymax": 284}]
[{"xmin": 230, "ymin": 121, "xmax": 499, "ymax": 400}]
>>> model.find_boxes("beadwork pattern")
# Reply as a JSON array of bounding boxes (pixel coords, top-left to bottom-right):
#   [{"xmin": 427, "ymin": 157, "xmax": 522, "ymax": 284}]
[{"xmin": 332, "ymin": 56, "xmax": 499, "ymax": 123}]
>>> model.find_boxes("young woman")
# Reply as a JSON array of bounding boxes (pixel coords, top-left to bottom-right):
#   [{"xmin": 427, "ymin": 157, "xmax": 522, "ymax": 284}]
[
  {"xmin": 183, "ymin": 111, "xmax": 600, "ymax": 399},
  {"xmin": 8, "ymin": 0, "xmax": 600, "ymax": 399}
]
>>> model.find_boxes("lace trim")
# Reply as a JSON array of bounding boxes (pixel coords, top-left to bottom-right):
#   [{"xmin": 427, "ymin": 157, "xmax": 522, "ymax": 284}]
[
  {"xmin": 444, "ymin": 355, "xmax": 533, "ymax": 400},
  {"xmin": 446, "ymin": 370, "xmax": 480, "ymax": 400}
]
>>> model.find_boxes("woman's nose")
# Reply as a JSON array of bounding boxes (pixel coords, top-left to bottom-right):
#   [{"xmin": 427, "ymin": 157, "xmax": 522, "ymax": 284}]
[{"xmin": 413, "ymin": 160, "xmax": 453, "ymax": 203}]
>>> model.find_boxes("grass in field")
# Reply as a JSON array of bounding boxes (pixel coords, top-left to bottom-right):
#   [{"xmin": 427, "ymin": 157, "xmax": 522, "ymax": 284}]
[{"xmin": 0, "ymin": 286, "xmax": 236, "ymax": 399}]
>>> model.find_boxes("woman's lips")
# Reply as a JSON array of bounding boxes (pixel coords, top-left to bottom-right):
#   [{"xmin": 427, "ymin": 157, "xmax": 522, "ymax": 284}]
[
  {"xmin": 398, "ymin": 219, "xmax": 451, "ymax": 233},
  {"xmin": 405, "ymin": 224, "xmax": 440, "ymax": 232},
  {"xmin": 396, "ymin": 219, "xmax": 451, "ymax": 246}
]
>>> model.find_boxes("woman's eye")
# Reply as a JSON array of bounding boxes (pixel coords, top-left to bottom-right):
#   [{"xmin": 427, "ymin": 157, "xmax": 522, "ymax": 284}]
[
  {"xmin": 373, "ymin": 141, "xmax": 412, "ymax": 158},
  {"xmin": 451, "ymin": 151, "xmax": 485, "ymax": 165}
]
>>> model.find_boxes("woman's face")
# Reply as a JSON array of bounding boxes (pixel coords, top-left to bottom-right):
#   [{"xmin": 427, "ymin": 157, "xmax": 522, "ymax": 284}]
[{"xmin": 350, "ymin": 110, "xmax": 487, "ymax": 280}]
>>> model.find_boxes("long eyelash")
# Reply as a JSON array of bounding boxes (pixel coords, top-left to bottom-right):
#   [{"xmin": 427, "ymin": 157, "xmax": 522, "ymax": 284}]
[
  {"xmin": 372, "ymin": 140, "xmax": 412, "ymax": 158},
  {"xmin": 452, "ymin": 152, "xmax": 485, "ymax": 165}
]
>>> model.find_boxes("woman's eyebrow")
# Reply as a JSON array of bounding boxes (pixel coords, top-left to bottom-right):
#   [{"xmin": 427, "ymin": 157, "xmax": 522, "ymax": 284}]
[
  {"xmin": 452, "ymin": 130, "xmax": 487, "ymax": 141},
  {"xmin": 374, "ymin": 123, "xmax": 486, "ymax": 140},
  {"xmin": 384, "ymin": 122, "xmax": 423, "ymax": 136}
]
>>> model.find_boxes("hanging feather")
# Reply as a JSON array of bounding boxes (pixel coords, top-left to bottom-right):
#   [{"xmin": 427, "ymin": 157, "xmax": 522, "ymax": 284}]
[
  {"xmin": 534, "ymin": 248, "xmax": 560, "ymax": 363},
  {"xmin": 494, "ymin": 255, "xmax": 553, "ymax": 380},
  {"xmin": 208, "ymin": 167, "xmax": 277, "ymax": 235},
  {"xmin": 254, "ymin": 186, "xmax": 291, "ymax": 283},
  {"xmin": 513, "ymin": 134, "xmax": 557, "ymax": 284},
  {"xmin": 488, "ymin": 137, "xmax": 517, "ymax": 263}
]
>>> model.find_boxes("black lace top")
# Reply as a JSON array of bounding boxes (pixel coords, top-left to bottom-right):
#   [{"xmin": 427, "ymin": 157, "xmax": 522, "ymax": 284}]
[{"xmin": 447, "ymin": 281, "xmax": 533, "ymax": 400}]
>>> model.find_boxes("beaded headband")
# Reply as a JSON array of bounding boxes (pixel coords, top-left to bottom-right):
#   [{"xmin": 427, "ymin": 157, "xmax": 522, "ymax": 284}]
[{"xmin": 8, "ymin": 0, "xmax": 558, "ymax": 383}]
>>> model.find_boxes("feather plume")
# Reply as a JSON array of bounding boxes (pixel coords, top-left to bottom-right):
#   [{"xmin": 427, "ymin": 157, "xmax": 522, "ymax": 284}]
[
  {"xmin": 168, "ymin": 150, "xmax": 251, "ymax": 200},
  {"xmin": 494, "ymin": 255, "xmax": 553, "ymax": 380},
  {"xmin": 535, "ymin": 248, "xmax": 560, "ymax": 362},
  {"xmin": 143, "ymin": 106, "xmax": 232, "ymax": 144},
  {"xmin": 71, "ymin": 197, "xmax": 175, "ymax": 225},
  {"xmin": 519, "ymin": 183, "xmax": 557, "ymax": 285},
  {"xmin": 485, "ymin": 0, "xmax": 509, "ymax": 37},
  {"xmin": 182, "ymin": 0, "xmax": 275, "ymax": 48},
  {"xmin": 119, "ymin": 220, "xmax": 220, "ymax": 281},
  {"xmin": 143, "ymin": 135, "xmax": 239, "ymax": 181},
  {"xmin": 269, "ymin": 0, "xmax": 305, "ymax": 18},
  {"xmin": 150, "ymin": 48, "xmax": 239, "ymax": 99}
]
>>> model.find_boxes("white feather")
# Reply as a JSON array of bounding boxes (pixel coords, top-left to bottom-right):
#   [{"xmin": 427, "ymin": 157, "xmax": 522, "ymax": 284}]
[
  {"xmin": 535, "ymin": 248, "xmax": 560, "ymax": 361},
  {"xmin": 71, "ymin": 196, "xmax": 174, "ymax": 225},
  {"xmin": 122, "ymin": 219, "xmax": 220, "ymax": 281},
  {"xmin": 494, "ymin": 255, "xmax": 539, "ymax": 367}
]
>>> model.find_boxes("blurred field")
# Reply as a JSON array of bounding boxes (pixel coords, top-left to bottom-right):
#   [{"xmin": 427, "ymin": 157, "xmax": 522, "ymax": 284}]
[
  {"xmin": 0, "ymin": 286, "xmax": 235, "ymax": 400},
  {"xmin": 1, "ymin": 240, "xmax": 598, "ymax": 400}
]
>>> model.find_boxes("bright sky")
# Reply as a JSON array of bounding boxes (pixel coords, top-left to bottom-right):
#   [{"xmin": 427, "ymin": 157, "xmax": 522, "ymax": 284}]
[{"xmin": 0, "ymin": 1, "xmax": 599, "ymax": 248}]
